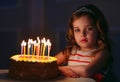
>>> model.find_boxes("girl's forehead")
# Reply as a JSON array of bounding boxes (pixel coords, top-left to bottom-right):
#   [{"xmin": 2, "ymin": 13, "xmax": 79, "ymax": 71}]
[{"xmin": 73, "ymin": 15, "xmax": 95, "ymax": 26}]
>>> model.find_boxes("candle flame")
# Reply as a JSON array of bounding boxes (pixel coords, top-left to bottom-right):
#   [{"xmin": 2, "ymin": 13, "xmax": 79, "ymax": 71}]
[
  {"xmin": 47, "ymin": 39, "xmax": 51, "ymax": 46},
  {"xmin": 20, "ymin": 37, "xmax": 52, "ymax": 61},
  {"xmin": 21, "ymin": 40, "xmax": 26, "ymax": 46},
  {"xmin": 37, "ymin": 37, "xmax": 40, "ymax": 44},
  {"xmin": 21, "ymin": 40, "xmax": 25, "ymax": 46}
]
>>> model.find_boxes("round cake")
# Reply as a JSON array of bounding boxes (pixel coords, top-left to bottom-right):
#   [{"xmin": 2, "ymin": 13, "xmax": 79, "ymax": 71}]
[{"xmin": 9, "ymin": 54, "xmax": 59, "ymax": 80}]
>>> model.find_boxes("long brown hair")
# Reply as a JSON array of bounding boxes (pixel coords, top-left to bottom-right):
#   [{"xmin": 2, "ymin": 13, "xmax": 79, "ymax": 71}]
[{"xmin": 64, "ymin": 4, "xmax": 111, "ymax": 55}]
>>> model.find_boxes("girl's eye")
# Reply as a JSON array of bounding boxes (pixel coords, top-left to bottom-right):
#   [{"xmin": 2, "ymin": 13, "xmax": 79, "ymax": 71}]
[
  {"xmin": 74, "ymin": 29, "xmax": 80, "ymax": 32},
  {"xmin": 87, "ymin": 27, "xmax": 93, "ymax": 31}
]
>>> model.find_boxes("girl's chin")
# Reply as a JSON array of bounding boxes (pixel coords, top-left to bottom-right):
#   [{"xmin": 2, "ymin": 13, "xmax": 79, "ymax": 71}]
[{"xmin": 79, "ymin": 44, "xmax": 90, "ymax": 48}]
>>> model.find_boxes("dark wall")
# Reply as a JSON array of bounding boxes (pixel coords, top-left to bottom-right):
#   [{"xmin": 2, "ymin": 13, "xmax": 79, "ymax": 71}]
[{"xmin": 0, "ymin": 0, "xmax": 31, "ymax": 69}]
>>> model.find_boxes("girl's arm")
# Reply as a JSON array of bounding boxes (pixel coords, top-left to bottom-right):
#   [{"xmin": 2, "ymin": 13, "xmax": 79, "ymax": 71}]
[
  {"xmin": 55, "ymin": 51, "xmax": 67, "ymax": 65},
  {"xmin": 68, "ymin": 50, "xmax": 111, "ymax": 77},
  {"xmin": 55, "ymin": 51, "xmax": 80, "ymax": 77},
  {"xmin": 58, "ymin": 66, "xmax": 80, "ymax": 78}
]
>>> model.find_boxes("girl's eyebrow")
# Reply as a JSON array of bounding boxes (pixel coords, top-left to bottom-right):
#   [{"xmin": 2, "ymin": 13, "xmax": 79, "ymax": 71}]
[
  {"xmin": 73, "ymin": 25, "xmax": 93, "ymax": 28},
  {"xmin": 72, "ymin": 27, "xmax": 79, "ymax": 29},
  {"xmin": 84, "ymin": 24, "xmax": 94, "ymax": 26}
]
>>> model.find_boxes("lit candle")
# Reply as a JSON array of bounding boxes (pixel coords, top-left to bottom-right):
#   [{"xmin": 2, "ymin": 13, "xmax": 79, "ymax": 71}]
[
  {"xmin": 42, "ymin": 37, "xmax": 47, "ymax": 61},
  {"xmin": 21, "ymin": 40, "xmax": 24, "ymax": 55},
  {"xmin": 27, "ymin": 39, "xmax": 30, "ymax": 55},
  {"xmin": 20, "ymin": 37, "xmax": 52, "ymax": 61},
  {"xmin": 37, "ymin": 37, "xmax": 40, "ymax": 44},
  {"xmin": 28, "ymin": 43, "xmax": 31, "ymax": 55},
  {"xmin": 29, "ymin": 39, "xmax": 33, "ymax": 55},
  {"xmin": 33, "ymin": 40, "xmax": 36, "ymax": 55},
  {"xmin": 47, "ymin": 39, "xmax": 51, "ymax": 59},
  {"xmin": 36, "ymin": 37, "xmax": 40, "ymax": 57},
  {"xmin": 23, "ymin": 41, "xmax": 26, "ymax": 55}
]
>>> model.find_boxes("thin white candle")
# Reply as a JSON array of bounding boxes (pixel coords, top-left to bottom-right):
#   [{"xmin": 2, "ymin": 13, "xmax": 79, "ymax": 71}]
[
  {"xmin": 37, "ymin": 37, "xmax": 40, "ymax": 44},
  {"xmin": 30, "ymin": 39, "xmax": 34, "ymax": 55},
  {"xmin": 21, "ymin": 40, "xmax": 24, "ymax": 55},
  {"xmin": 47, "ymin": 39, "xmax": 51, "ymax": 59}
]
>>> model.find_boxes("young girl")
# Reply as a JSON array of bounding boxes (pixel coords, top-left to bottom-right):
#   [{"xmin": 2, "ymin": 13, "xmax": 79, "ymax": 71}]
[{"xmin": 55, "ymin": 4, "xmax": 112, "ymax": 82}]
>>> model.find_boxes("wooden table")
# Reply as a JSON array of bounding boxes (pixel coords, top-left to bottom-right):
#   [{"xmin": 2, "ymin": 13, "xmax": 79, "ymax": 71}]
[{"xmin": 0, "ymin": 69, "xmax": 96, "ymax": 82}]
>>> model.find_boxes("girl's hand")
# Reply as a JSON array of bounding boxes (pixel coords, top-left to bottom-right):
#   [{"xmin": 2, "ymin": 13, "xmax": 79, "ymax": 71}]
[{"xmin": 59, "ymin": 66, "xmax": 80, "ymax": 78}]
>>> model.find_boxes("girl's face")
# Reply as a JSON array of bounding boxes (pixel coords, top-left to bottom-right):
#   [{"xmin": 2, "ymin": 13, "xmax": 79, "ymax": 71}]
[{"xmin": 73, "ymin": 15, "xmax": 98, "ymax": 51}]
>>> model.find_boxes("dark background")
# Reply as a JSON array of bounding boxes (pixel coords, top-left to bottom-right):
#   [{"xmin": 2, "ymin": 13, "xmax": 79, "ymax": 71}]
[{"xmin": 0, "ymin": 0, "xmax": 120, "ymax": 81}]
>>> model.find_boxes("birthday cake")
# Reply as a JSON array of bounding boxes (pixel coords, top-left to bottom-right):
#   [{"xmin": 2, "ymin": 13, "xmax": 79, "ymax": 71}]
[
  {"xmin": 9, "ymin": 37, "xmax": 59, "ymax": 80},
  {"xmin": 9, "ymin": 55, "xmax": 59, "ymax": 80}
]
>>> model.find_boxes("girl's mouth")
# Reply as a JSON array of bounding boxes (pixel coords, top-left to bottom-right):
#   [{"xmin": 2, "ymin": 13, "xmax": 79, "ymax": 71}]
[{"xmin": 81, "ymin": 38, "xmax": 88, "ymax": 42}]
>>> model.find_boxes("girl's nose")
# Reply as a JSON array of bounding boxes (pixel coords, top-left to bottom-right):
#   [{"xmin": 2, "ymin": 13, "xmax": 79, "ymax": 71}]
[{"xmin": 80, "ymin": 30, "xmax": 86, "ymax": 37}]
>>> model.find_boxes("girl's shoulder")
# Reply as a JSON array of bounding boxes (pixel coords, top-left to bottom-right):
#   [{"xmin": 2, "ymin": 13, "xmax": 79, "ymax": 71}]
[
  {"xmin": 93, "ymin": 49, "xmax": 112, "ymax": 66},
  {"xmin": 95, "ymin": 49, "xmax": 110, "ymax": 57}
]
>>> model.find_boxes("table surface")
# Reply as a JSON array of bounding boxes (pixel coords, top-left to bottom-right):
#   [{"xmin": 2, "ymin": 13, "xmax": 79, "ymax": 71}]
[{"xmin": 0, "ymin": 69, "xmax": 96, "ymax": 82}]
